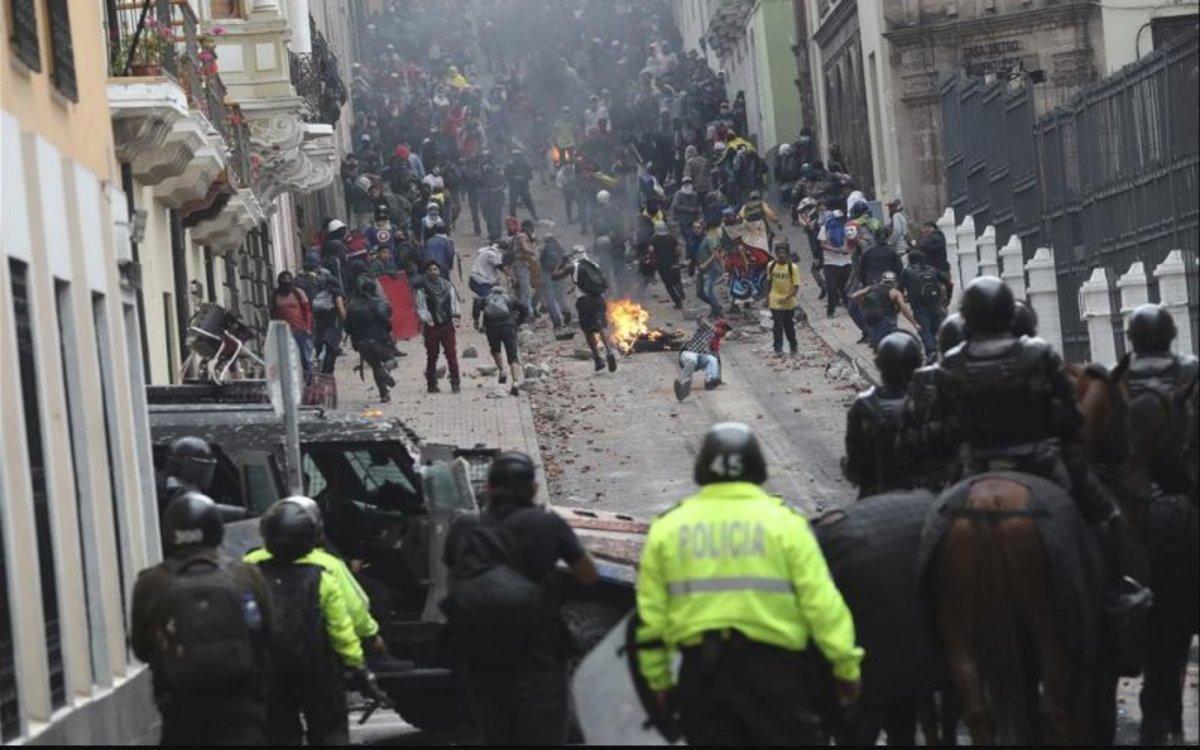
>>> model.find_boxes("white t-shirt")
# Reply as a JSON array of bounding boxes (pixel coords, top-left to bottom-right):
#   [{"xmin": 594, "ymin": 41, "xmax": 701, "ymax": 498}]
[{"xmin": 818, "ymin": 225, "xmax": 852, "ymax": 267}]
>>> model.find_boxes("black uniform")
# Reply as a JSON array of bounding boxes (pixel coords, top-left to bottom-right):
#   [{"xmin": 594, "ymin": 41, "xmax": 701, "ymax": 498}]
[
  {"xmin": 899, "ymin": 363, "xmax": 960, "ymax": 490},
  {"xmin": 131, "ymin": 547, "xmax": 273, "ymax": 746},
  {"xmin": 344, "ymin": 284, "xmax": 396, "ymax": 400},
  {"xmin": 843, "ymin": 385, "xmax": 922, "ymax": 498}
]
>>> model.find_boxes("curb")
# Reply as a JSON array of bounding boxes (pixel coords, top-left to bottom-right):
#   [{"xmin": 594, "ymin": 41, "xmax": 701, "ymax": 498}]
[{"xmin": 796, "ymin": 296, "xmax": 879, "ymax": 388}]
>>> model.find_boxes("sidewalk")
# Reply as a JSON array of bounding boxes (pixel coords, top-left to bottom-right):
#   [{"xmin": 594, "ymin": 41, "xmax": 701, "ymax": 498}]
[{"xmin": 332, "ymin": 239, "xmax": 544, "ymax": 470}]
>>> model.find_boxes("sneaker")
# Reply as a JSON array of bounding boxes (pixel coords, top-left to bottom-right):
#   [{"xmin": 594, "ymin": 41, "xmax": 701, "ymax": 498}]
[
  {"xmin": 704, "ymin": 378, "xmax": 722, "ymax": 390},
  {"xmin": 673, "ymin": 376, "xmax": 692, "ymax": 401},
  {"xmin": 426, "ymin": 383, "xmax": 440, "ymax": 394},
  {"xmin": 594, "ymin": 357, "xmax": 605, "ymax": 372},
  {"xmin": 499, "ymin": 372, "xmax": 508, "ymax": 384},
  {"xmin": 607, "ymin": 353, "xmax": 618, "ymax": 372},
  {"xmin": 380, "ymin": 392, "xmax": 391, "ymax": 403},
  {"xmin": 510, "ymin": 383, "xmax": 520, "ymax": 396}
]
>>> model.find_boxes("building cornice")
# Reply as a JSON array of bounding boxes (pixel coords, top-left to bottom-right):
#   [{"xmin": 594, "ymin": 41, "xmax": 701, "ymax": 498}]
[
  {"xmin": 812, "ymin": 0, "xmax": 859, "ymax": 48},
  {"xmin": 883, "ymin": 2, "xmax": 1096, "ymax": 47}
]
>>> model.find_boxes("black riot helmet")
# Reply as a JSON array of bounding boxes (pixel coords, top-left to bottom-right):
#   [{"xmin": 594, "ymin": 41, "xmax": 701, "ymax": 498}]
[
  {"xmin": 937, "ymin": 312, "xmax": 968, "ymax": 354},
  {"xmin": 959, "ymin": 276, "xmax": 1015, "ymax": 335},
  {"xmin": 1125, "ymin": 303, "xmax": 1176, "ymax": 354},
  {"xmin": 486, "ymin": 451, "xmax": 537, "ymax": 506},
  {"xmin": 694, "ymin": 423, "xmax": 768, "ymax": 486},
  {"xmin": 161, "ymin": 491, "xmax": 223, "ymax": 554},
  {"xmin": 1011, "ymin": 300, "xmax": 1039, "ymax": 338},
  {"xmin": 166, "ymin": 436, "xmax": 218, "ymax": 491},
  {"xmin": 875, "ymin": 332, "xmax": 923, "ymax": 388},
  {"xmin": 282, "ymin": 495, "xmax": 324, "ymax": 544},
  {"xmin": 260, "ymin": 498, "xmax": 318, "ymax": 562}
]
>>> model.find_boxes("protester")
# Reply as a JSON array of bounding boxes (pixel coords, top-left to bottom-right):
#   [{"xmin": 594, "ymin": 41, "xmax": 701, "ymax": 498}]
[
  {"xmin": 422, "ymin": 218, "xmax": 456, "ymax": 276},
  {"xmin": 132, "ymin": 493, "xmax": 274, "ymax": 745},
  {"xmin": 650, "ymin": 220, "xmax": 686, "ymax": 309},
  {"xmin": 504, "ymin": 148, "xmax": 539, "ymax": 221},
  {"xmin": 413, "ymin": 259, "xmax": 463, "ymax": 394},
  {"xmin": 694, "ymin": 217, "xmax": 725, "ymax": 317},
  {"xmin": 900, "ymin": 249, "xmax": 950, "ymax": 359},
  {"xmin": 850, "ymin": 271, "xmax": 922, "ymax": 348},
  {"xmin": 766, "ymin": 240, "xmax": 802, "ymax": 356},
  {"xmin": 443, "ymin": 452, "xmax": 598, "ymax": 745},
  {"xmin": 820, "ymin": 208, "xmax": 853, "ymax": 317},
  {"xmin": 344, "ymin": 276, "xmax": 397, "ymax": 403},
  {"xmin": 538, "ymin": 232, "xmax": 571, "ymax": 332},
  {"xmin": 512, "ymin": 219, "xmax": 542, "ymax": 320},
  {"xmin": 479, "ymin": 284, "xmax": 527, "ymax": 397},
  {"xmin": 553, "ymin": 246, "xmax": 618, "ymax": 373},
  {"xmin": 673, "ymin": 316, "xmax": 731, "ymax": 401},
  {"xmin": 270, "ymin": 271, "xmax": 314, "ymax": 379}
]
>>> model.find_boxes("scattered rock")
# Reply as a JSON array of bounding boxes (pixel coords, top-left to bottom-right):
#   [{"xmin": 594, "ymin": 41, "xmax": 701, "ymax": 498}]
[
  {"xmin": 435, "ymin": 366, "xmax": 446, "ymax": 379},
  {"xmin": 477, "ymin": 365, "xmax": 499, "ymax": 376},
  {"xmin": 573, "ymin": 348, "xmax": 594, "ymax": 361},
  {"xmin": 462, "ymin": 346, "xmax": 478, "ymax": 359}
]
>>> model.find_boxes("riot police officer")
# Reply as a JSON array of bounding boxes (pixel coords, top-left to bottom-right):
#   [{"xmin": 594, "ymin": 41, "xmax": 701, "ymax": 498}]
[
  {"xmin": 842, "ymin": 331, "xmax": 925, "ymax": 498},
  {"xmin": 157, "ymin": 436, "xmax": 218, "ymax": 506},
  {"xmin": 1120, "ymin": 303, "xmax": 1198, "ymax": 494},
  {"xmin": 635, "ymin": 423, "xmax": 863, "ymax": 745},
  {"xmin": 131, "ymin": 492, "xmax": 274, "ymax": 745},
  {"xmin": 1012, "ymin": 299, "xmax": 1038, "ymax": 339},
  {"xmin": 899, "ymin": 313, "xmax": 968, "ymax": 490}
]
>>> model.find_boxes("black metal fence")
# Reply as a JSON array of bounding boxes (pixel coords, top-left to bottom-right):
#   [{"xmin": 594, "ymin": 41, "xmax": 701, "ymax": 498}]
[{"xmin": 940, "ymin": 37, "xmax": 1198, "ymax": 362}]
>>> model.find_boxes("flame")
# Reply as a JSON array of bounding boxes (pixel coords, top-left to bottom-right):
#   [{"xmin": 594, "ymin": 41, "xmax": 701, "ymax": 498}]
[{"xmin": 606, "ymin": 299, "xmax": 652, "ymax": 354}]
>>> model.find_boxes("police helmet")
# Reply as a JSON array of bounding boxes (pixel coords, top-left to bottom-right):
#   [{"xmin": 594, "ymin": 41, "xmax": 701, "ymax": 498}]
[
  {"xmin": 1125, "ymin": 303, "xmax": 1176, "ymax": 354},
  {"xmin": 694, "ymin": 423, "xmax": 768, "ymax": 486},
  {"xmin": 161, "ymin": 491, "xmax": 223, "ymax": 553},
  {"xmin": 596, "ymin": 190, "xmax": 611, "ymax": 205},
  {"xmin": 959, "ymin": 276, "xmax": 1014, "ymax": 335},
  {"xmin": 486, "ymin": 451, "xmax": 537, "ymax": 505},
  {"xmin": 875, "ymin": 332, "xmax": 923, "ymax": 386},
  {"xmin": 261, "ymin": 498, "xmax": 319, "ymax": 561},
  {"xmin": 166, "ymin": 436, "xmax": 217, "ymax": 491},
  {"xmin": 282, "ymin": 495, "xmax": 324, "ymax": 542},
  {"xmin": 1011, "ymin": 300, "xmax": 1039, "ymax": 338},
  {"xmin": 937, "ymin": 313, "xmax": 968, "ymax": 354}
]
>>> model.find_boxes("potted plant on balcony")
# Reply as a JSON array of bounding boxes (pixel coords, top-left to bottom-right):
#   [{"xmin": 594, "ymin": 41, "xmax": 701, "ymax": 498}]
[{"xmin": 112, "ymin": 16, "xmax": 176, "ymax": 76}]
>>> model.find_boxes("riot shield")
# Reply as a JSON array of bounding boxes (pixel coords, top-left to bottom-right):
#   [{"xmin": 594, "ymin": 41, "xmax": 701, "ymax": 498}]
[
  {"xmin": 420, "ymin": 457, "xmax": 479, "ymax": 623},
  {"xmin": 571, "ymin": 612, "xmax": 681, "ymax": 745}
]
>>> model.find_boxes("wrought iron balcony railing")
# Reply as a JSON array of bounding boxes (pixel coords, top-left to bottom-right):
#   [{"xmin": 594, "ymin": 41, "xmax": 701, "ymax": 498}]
[{"xmin": 290, "ymin": 23, "xmax": 347, "ymax": 125}]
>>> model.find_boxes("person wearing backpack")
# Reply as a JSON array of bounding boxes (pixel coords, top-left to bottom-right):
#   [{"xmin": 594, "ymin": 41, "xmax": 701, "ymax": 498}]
[
  {"xmin": 900, "ymin": 249, "xmax": 950, "ymax": 359},
  {"xmin": 537, "ymin": 232, "xmax": 571, "ymax": 332},
  {"xmin": 442, "ymin": 452, "xmax": 599, "ymax": 745},
  {"xmin": 553, "ymin": 245, "xmax": 619, "ymax": 373},
  {"xmin": 345, "ymin": 275, "xmax": 398, "ymax": 403},
  {"xmin": 767, "ymin": 240, "xmax": 803, "ymax": 356},
  {"xmin": 819, "ymin": 208, "xmax": 852, "ymax": 317},
  {"xmin": 131, "ymin": 492, "xmax": 274, "ymax": 745},
  {"xmin": 850, "ymin": 271, "xmax": 923, "ymax": 349},
  {"xmin": 413, "ymin": 259, "xmax": 463, "ymax": 394},
  {"xmin": 249, "ymin": 498, "xmax": 378, "ymax": 746},
  {"xmin": 479, "ymin": 284, "xmax": 527, "ymax": 397}
]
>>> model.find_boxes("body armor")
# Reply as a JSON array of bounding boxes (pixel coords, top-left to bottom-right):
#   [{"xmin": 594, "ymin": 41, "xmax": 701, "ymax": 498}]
[{"xmin": 843, "ymin": 385, "xmax": 919, "ymax": 498}]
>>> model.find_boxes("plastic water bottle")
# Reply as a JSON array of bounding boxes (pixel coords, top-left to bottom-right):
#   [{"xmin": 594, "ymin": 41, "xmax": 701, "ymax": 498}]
[{"xmin": 242, "ymin": 593, "xmax": 263, "ymax": 633}]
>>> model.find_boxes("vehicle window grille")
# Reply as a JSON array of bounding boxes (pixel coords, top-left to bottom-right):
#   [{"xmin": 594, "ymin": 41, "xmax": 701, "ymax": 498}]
[
  {"xmin": 10, "ymin": 259, "xmax": 66, "ymax": 708},
  {"xmin": 8, "ymin": 0, "xmax": 40, "ymax": 71},
  {"xmin": 46, "ymin": 0, "xmax": 76, "ymax": 101}
]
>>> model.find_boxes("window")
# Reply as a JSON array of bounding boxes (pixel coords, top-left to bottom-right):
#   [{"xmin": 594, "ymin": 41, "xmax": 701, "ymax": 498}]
[
  {"xmin": 92, "ymin": 294, "xmax": 130, "ymax": 648},
  {"xmin": 240, "ymin": 454, "xmax": 281, "ymax": 513},
  {"xmin": 46, "ymin": 0, "xmax": 76, "ymax": 101},
  {"xmin": 7, "ymin": 0, "xmax": 40, "ymax": 71},
  {"xmin": 10, "ymin": 260, "xmax": 65, "ymax": 708},
  {"xmin": 56, "ymin": 282, "xmax": 101, "ymax": 684}
]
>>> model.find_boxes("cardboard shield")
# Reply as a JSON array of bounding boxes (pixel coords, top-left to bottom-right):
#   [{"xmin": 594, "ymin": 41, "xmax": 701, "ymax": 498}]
[
  {"xmin": 571, "ymin": 613, "xmax": 680, "ymax": 745},
  {"xmin": 377, "ymin": 272, "xmax": 421, "ymax": 340}
]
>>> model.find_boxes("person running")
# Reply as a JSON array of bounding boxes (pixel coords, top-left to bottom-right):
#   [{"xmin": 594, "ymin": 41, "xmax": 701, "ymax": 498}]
[
  {"xmin": 478, "ymin": 284, "xmax": 527, "ymax": 397},
  {"xmin": 694, "ymin": 217, "xmax": 725, "ymax": 318},
  {"xmin": 766, "ymin": 240, "xmax": 802, "ymax": 356},
  {"xmin": 271, "ymin": 271, "xmax": 314, "ymax": 380},
  {"xmin": 650, "ymin": 220, "xmax": 686, "ymax": 309},
  {"xmin": 553, "ymin": 246, "xmax": 618, "ymax": 373},
  {"xmin": 900, "ymin": 249, "xmax": 950, "ymax": 360},
  {"xmin": 819, "ymin": 208, "xmax": 852, "ymax": 317},
  {"xmin": 344, "ymin": 276, "xmax": 397, "ymax": 403}
]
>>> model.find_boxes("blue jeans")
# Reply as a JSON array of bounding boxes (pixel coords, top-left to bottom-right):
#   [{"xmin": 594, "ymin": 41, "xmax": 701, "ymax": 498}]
[
  {"xmin": 513, "ymin": 264, "xmax": 534, "ymax": 318},
  {"xmin": 680, "ymin": 351, "xmax": 720, "ymax": 382},
  {"xmin": 912, "ymin": 305, "xmax": 943, "ymax": 358},
  {"xmin": 292, "ymin": 330, "xmax": 314, "ymax": 380},
  {"xmin": 539, "ymin": 276, "xmax": 566, "ymax": 328},
  {"xmin": 697, "ymin": 270, "xmax": 723, "ymax": 317}
]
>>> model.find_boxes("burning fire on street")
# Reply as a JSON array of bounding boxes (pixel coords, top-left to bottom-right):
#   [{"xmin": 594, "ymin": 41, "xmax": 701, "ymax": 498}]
[{"xmin": 606, "ymin": 299, "xmax": 685, "ymax": 354}]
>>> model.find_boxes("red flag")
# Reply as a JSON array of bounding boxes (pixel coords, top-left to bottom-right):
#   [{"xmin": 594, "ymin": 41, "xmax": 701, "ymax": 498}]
[{"xmin": 376, "ymin": 272, "xmax": 420, "ymax": 340}]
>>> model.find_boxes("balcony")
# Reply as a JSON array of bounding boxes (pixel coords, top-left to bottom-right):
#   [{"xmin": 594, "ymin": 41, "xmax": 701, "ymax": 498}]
[
  {"xmin": 290, "ymin": 25, "xmax": 347, "ymax": 126},
  {"xmin": 105, "ymin": 0, "xmax": 253, "ymax": 208}
]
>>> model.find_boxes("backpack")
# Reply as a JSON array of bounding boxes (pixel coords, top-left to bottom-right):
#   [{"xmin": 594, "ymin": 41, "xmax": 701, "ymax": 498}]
[
  {"xmin": 861, "ymin": 284, "xmax": 893, "ymax": 324},
  {"xmin": 483, "ymin": 292, "xmax": 512, "ymax": 323},
  {"xmin": 768, "ymin": 261, "xmax": 797, "ymax": 285},
  {"xmin": 443, "ymin": 514, "xmax": 546, "ymax": 666},
  {"xmin": 152, "ymin": 556, "xmax": 259, "ymax": 693},
  {"xmin": 311, "ymin": 287, "xmax": 335, "ymax": 314},
  {"xmin": 255, "ymin": 560, "xmax": 333, "ymax": 680},
  {"xmin": 824, "ymin": 214, "xmax": 845, "ymax": 248},
  {"xmin": 575, "ymin": 258, "xmax": 609, "ymax": 295},
  {"xmin": 909, "ymin": 265, "xmax": 943, "ymax": 309}
]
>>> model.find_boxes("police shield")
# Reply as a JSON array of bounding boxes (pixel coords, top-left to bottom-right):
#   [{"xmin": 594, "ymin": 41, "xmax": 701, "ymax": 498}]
[{"xmin": 571, "ymin": 613, "xmax": 681, "ymax": 745}]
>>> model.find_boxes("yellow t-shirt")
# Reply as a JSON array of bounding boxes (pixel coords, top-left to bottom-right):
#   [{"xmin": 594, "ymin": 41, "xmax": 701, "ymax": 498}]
[{"xmin": 768, "ymin": 262, "xmax": 800, "ymax": 310}]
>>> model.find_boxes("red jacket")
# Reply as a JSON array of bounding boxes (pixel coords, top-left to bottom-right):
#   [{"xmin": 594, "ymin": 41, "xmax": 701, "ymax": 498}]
[{"xmin": 271, "ymin": 288, "xmax": 312, "ymax": 334}]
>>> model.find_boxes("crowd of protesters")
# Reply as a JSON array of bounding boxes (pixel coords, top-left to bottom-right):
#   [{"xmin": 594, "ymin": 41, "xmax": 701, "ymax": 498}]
[{"xmin": 271, "ymin": 0, "xmax": 960, "ymax": 407}]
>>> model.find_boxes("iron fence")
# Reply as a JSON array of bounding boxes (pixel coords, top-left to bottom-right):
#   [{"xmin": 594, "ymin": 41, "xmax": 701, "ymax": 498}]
[{"xmin": 940, "ymin": 37, "xmax": 1198, "ymax": 362}]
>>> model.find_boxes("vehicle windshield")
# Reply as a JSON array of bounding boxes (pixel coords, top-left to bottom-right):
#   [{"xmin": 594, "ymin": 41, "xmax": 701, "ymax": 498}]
[{"xmin": 301, "ymin": 441, "xmax": 422, "ymax": 514}]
